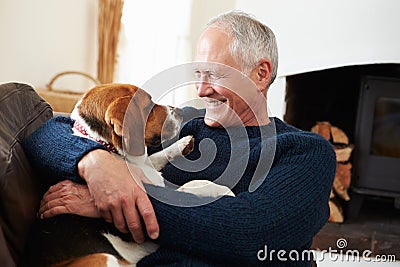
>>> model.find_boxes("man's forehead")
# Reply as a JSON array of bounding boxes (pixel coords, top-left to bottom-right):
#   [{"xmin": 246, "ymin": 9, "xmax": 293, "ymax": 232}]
[
  {"xmin": 196, "ymin": 27, "xmax": 231, "ymax": 52},
  {"xmin": 193, "ymin": 62, "xmax": 233, "ymax": 73}
]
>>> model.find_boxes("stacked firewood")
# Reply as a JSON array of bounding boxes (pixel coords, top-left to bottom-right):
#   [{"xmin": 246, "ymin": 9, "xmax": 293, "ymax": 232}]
[{"xmin": 311, "ymin": 122, "xmax": 354, "ymax": 223}]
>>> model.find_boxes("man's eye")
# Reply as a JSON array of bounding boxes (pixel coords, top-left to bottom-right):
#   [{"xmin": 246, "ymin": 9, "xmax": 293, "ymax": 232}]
[
  {"xmin": 210, "ymin": 74, "xmax": 220, "ymax": 81},
  {"xmin": 210, "ymin": 73, "xmax": 226, "ymax": 81},
  {"xmin": 194, "ymin": 71, "xmax": 201, "ymax": 79}
]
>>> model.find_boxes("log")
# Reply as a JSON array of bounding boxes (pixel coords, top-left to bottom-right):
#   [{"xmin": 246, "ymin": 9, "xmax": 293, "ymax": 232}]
[
  {"xmin": 331, "ymin": 126, "xmax": 349, "ymax": 145},
  {"xmin": 334, "ymin": 145, "xmax": 354, "ymax": 162},
  {"xmin": 311, "ymin": 121, "xmax": 331, "ymax": 141},
  {"xmin": 336, "ymin": 163, "xmax": 352, "ymax": 189},
  {"xmin": 328, "ymin": 200, "xmax": 344, "ymax": 223},
  {"xmin": 333, "ymin": 175, "xmax": 350, "ymax": 201},
  {"xmin": 311, "ymin": 121, "xmax": 354, "ymax": 223},
  {"xmin": 330, "ymin": 189, "xmax": 335, "ymax": 199}
]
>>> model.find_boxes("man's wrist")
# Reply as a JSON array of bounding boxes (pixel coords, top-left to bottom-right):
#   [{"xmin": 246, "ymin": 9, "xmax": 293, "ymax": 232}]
[{"xmin": 78, "ymin": 149, "xmax": 110, "ymax": 182}]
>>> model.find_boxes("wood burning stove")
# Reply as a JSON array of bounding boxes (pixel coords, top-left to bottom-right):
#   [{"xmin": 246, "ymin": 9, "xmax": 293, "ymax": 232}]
[
  {"xmin": 284, "ymin": 64, "xmax": 400, "ymax": 220},
  {"xmin": 349, "ymin": 76, "xmax": 400, "ymax": 216}
]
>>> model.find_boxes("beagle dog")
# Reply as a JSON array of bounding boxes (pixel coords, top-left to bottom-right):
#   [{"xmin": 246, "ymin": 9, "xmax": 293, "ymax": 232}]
[
  {"xmin": 70, "ymin": 83, "xmax": 194, "ymax": 186},
  {"xmin": 35, "ymin": 84, "xmax": 234, "ymax": 267}
]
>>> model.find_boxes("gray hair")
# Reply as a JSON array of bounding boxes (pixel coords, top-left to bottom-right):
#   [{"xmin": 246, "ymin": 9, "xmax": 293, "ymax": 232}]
[{"xmin": 207, "ymin": 11, "xmax": 279, "ymax": 88}]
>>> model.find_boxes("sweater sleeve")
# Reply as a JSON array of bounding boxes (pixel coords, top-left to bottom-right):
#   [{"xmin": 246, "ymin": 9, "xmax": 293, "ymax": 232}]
[
  {"xmin": 147, "ymin": 132, "xmax": 336, "ymax": 265},
  {"xmin": 22, "ymin": 116, "xmax": 106, "ymax": 184},
  {"xmin": 22, "ymin": 108, "xmax": 204, "ymax": 184}
]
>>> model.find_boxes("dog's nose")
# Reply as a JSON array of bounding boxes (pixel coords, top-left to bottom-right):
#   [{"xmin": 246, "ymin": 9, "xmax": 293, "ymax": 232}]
[
  {"xmin": 168, "ymin": 106, "xmax": 183, "ymax": 119},
  {"xmin": 174, "ymin": 107, "xmax": 184, "ymax": 118}
]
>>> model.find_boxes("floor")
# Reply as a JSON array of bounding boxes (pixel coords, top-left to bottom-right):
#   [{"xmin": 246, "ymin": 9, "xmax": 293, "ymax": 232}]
[{"xmin": 312, "ymin": 195, "xmax": 400, "ymax": 265}]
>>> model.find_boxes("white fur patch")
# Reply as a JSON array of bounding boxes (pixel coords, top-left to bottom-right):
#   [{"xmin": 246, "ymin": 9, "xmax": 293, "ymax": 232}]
[
  {"xmin": 148, "ymin": 135, "xmax": 193, "ymax": 171},
  {"xmin": 71, "ymin": 100, "xmax": 110, "ymax": 145},
  {"xmin": 178, "ymin": 180, "xmax": 235, "ymax": 198},
  {"xmin": 102, "ymin": 233, "xmax": 159, "ymax": 266},
  {"xmin": 125, "ymin": 153, "xmax": 165, "ymax": 187},
  {"xmin": 104, "ymin": 254, "xmax": 123, "ymax": 267}
]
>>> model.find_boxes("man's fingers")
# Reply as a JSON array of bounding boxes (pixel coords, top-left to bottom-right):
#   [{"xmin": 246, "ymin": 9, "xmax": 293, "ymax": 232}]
[
  {"xmin": 39, "ymin": 198, "xmax": 64, "ymax": 215},
  {"xmin": 99, "ymin": 210, "xmax": 114, "ymax": 224},
  {"xmin": 110, "ymin": 208, "xmax": 129, "ymax": 234},
  {"xmin": 41, "ymin": 190, "xmax": 62, "ymax": 205},
  {"xmin": 46, "ymin": 181, "xmax": 65, "ymax": 193},
  {"xmin": 124, "ymin": 168, "xmax": 159, "ymax": 240},
  {"xmin": 122, "ymin": 198, "xmax": 145, "ymax": 243},
  {"xmin": 42, "ymin": 185, "xmax": 62, "ymax": 202},
  {"xmin": 136, "ymin": 194, "xmax": 159, "ymax": 240},
  {"xmin": 40, "ymin": 206, "xmax": 69, "ymax": 219},
  {"xmin": 47, "ymin": 180, "xmax": 73, "ymax": 193},
  {"xmin": 42, "ymin": 180, "xmax": 75, "ymax": 203}
]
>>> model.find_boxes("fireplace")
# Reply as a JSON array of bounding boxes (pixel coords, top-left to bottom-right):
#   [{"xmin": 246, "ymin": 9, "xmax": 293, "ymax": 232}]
[{"xmin": 284, "ymin": 63, "xmax": 400, "ymax": 218}]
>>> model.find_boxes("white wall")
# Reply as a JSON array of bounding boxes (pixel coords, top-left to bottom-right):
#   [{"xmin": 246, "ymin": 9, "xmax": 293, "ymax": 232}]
[
  {"xmin": 0, "ymin": 0, "xmax": 98, "ymax": 92},
  {"xmin": 188, "ymin": 0, "xmax": 237, "ymax": 59},
  {"xmin": 236, "ymin": 0, "xmax": 400, "ymax": 76},
  {"xmin": 236, "ymin": 0, "xmax": 400, "ymax": 118}
]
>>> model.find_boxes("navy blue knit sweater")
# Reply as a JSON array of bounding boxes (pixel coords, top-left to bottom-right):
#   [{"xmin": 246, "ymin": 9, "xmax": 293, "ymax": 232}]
[{"xmin": 23, "ymin": 108, "xmax": 336, "ymax": 266}]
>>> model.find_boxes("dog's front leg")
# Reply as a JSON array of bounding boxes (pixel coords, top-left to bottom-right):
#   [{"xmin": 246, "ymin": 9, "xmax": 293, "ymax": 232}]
[{"xmin": 147, "ymin": 135, "xmax": 194, "ymax": 171}]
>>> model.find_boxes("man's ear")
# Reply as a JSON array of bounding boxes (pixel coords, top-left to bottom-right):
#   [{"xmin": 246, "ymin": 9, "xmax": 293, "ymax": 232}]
[{"xmin": 255, "ymin": 59, "xmax": 272, "ymax": 93}]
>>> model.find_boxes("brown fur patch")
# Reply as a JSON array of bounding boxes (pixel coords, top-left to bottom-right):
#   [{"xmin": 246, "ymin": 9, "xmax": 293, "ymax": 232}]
[
  {"xmin": 50, "ymin": 253, "xmax": 110, "ymax": 267},
  {"xmin": 78, "ymin": 84, "xmax": 139, "ymax": 145},
  {"xmin": 77, "ymin": 84, "xmax": 170, "ymax": 154}
]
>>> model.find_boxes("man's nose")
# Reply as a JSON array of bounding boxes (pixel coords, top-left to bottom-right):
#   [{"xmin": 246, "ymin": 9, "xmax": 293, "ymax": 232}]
[{"xmin": 196, "ymin": 81, "xmax": 214, "ymax": 97}]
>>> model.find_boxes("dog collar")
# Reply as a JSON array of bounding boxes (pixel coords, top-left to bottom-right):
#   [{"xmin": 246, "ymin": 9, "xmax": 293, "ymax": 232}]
[{"xmin": 73, "ymin": 120, "xmax": 120, "ymax": 155}]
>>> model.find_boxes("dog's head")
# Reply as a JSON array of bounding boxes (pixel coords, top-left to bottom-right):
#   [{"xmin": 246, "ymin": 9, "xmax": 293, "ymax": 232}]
[{"xmin": 72, "ymin": 84, "xmax": 183, "ymax": 156}]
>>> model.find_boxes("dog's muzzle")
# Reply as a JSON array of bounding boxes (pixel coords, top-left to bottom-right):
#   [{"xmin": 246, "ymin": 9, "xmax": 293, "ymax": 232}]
[{"xmin": 163, "ymin": 106, "xmax": 184, "ymax": 139}]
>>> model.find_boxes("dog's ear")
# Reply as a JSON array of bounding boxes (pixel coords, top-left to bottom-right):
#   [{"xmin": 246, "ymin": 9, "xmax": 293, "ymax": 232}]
[
  {"xmin": 124, "ymin": 89, "xmax": 153, "ymax": 156},
  {"xmin": 105, "ymin": 95, "xmax": 131, "ymax": 137},
  {"xmin": 105, "ymin": 89, "xmax": 152, "ymax": 156}
]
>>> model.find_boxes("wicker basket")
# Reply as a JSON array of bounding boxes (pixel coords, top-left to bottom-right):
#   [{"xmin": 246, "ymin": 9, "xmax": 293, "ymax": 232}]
[{"xmin": 36, "ymin": 71, "xmax": 100, "ymax": 113}]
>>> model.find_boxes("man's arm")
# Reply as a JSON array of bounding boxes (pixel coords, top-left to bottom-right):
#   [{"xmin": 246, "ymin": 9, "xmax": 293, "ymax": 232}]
[
  {"xmin": 22, "ymin": 116, "xmax": 159, "ymax": 243},
  {"xmin": 35, "ymin": 123, "xmax": 335, "ymax": 264},
  {"xmin": 22, "ymin": 107, "xmax": 204, "ymax": 182},
  {"xmin": 22, "ymin": 116, "xmax": 106, "ymax": 184},
  {"xmin": 145, "ymin": 133, "xmax": 336, "ymax": 265}
]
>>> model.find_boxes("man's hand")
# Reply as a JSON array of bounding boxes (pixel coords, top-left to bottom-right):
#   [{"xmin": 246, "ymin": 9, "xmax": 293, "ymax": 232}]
[
  {"xmin": 39, "ymin": 180, "xmax": 101, "ymax": 218},
  {"xmin": 77, "ymin": 149, "xmax": 159, "ymax": 243}
]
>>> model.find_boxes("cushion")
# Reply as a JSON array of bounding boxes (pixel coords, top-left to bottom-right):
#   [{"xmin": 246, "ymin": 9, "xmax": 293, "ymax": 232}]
[{"xmin": 0, "ymin": 83, "xmax": 52, "ymax": 266}]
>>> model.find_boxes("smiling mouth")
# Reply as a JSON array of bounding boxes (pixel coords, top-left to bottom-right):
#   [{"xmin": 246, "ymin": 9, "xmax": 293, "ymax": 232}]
[{"xmin": 205, "ymin": 98, "xmax": 226, "ymax": 107}]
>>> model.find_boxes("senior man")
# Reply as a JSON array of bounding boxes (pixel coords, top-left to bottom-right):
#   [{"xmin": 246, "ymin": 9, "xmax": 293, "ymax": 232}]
[{"xmin": 24, "ymin": 11, "xmax": 335, "ymax": 266}]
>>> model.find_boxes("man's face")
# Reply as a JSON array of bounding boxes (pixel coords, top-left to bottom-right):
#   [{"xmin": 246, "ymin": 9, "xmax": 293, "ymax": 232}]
[{"xmin": 194, "ymin": 27, "xmax": 269, "ymax": 128}]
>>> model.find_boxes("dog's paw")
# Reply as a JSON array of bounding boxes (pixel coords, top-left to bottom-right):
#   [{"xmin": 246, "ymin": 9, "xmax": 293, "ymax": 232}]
[
  {"xmin": 178, "ymin": 135, "xmax": 194, "ymax": 156},
  {"xmin": 148, "ymin": 135, "xmax": 195, "ymax": 171}
]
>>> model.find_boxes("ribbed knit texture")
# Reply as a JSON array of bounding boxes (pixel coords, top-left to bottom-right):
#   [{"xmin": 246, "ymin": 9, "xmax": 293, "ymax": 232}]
[
  {"xmin": 22, "ymin": 116, "xmax": 107, "ymax": 185},
  {"xmin": 22, "ymin": 112, "xmax": 336, "ymax": 267}
]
